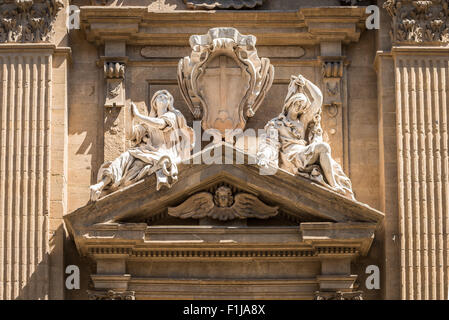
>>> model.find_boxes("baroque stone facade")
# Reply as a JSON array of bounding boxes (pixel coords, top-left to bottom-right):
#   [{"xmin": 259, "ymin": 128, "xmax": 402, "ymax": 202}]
[{"xmin": 0, "ymin": 0, "xmax": 448, "ymax": 301}]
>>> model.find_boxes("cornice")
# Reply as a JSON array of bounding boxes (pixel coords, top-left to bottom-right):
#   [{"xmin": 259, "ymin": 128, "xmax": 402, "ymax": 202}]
[{"xmin": 79, "ymin": 6, "xmax": 368, "ymax": 46}]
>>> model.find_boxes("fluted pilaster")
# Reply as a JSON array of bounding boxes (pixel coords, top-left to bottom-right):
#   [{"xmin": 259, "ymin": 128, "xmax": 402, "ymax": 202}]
[
  {"xmin": 394, "ymin": 49, "xmax": 449, "ymax": 299},
  {"xmin": 0, "ymin": 52, "xmax": 52, "ymax": 299}
]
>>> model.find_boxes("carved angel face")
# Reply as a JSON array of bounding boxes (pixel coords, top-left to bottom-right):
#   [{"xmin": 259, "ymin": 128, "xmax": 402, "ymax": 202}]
[{"xmin": 214, "ymin": 186, "xmax": 233, "ymax": 207}]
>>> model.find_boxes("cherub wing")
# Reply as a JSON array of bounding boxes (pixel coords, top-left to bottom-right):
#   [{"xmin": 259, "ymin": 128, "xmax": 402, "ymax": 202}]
[
  {"xmin": 168, "ymin": 192, "xmax": 214, "ymax": 219},
  {"xmin": 209, "ymin": 207, "xmax": 239, "ymax": 221},
  {"xmin": 231, "ymin": 193, "xmax": 279, "ymax": 219}
]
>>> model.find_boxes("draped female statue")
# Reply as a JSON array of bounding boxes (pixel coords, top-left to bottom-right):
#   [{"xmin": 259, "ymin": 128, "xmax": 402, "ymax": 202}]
[
  {"xmin": 89, "ymin": 90, "xmax": 194, "ymax": 201},
  {"xmin": 257, "ymin": 75, "xmax": 354, "ymax": 199}
]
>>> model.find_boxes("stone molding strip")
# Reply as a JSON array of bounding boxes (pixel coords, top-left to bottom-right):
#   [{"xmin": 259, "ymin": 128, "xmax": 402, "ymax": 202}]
[{"xmin": 184, "ymin": 0, "xmax": 263, "ymax": 10}]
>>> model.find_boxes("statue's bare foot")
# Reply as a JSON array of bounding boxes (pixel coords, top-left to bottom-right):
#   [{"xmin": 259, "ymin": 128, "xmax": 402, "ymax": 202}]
[{"xmin": 89, "ymin": 183, "xmax": 103, "ymax": 202}]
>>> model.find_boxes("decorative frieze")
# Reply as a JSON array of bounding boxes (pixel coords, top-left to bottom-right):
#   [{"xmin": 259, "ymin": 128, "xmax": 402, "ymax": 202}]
[
  {"xmin": 183, "ymin": 0, "xmax": 263, "ymax": 10},
  {"xmin": 383, "ymin": 0, "xmax": 449, "ymax": 44},
  {"xmin": 0, "ymin": 0, "xmax": 64, "ymax": 43},
  {"xmin": 87, "ymin": 289, "xmax": 135, "ymax": 300},
  {"xmin": 132, "ymin": 249, "xmax": 316, "ymax": 258},
  {"xmin": 314, "ymin": 291, "xmax": 363, "ymax": 300},
  {"xmin": 85, "ymin": 247, "xmax": 359, "ymax": 259}
]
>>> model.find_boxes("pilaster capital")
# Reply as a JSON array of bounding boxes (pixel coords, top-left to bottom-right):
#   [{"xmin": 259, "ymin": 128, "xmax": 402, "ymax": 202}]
[{"xmin": 383, "ymin": 0, "xmax": 449, "ymax": 45}]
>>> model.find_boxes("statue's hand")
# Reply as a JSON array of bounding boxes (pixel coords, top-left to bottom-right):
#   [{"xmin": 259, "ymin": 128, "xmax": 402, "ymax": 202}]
[
  {"xmin": 131, "ymin": 102, "xmax": 139, "ymax": 118},
  {"xmin": 89, "ymin": 183, "xmax": 102, "ymax": 202},
  {"xmin": 295, "ymin": 74, "xmax": 306, "ymax": 87}
]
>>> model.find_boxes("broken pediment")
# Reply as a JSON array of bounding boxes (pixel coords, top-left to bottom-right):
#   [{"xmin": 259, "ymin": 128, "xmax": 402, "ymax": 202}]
[
  {"xmin": 66, "ymin": 143, "xmax": 383, "ymax": 233},
  {"xmin": 183, "ymin": 0, "xmax": 263, "ymax": 10}
]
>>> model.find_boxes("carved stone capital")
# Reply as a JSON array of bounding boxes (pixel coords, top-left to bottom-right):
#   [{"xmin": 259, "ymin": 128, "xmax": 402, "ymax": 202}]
[
  {"xmin": 383, "ymin": 0, "xmax": 449, "ymax": 44},
  {"xmin": 87, "ymin": 289, "xmax": 136, "ymax": 300},
  {"xmin": 314, "ymin": 290, "xmax": 363, "ymax": 300},
  {"xmin": 0, "ymin": 0, "xmax": 64, "ymax": 43}
]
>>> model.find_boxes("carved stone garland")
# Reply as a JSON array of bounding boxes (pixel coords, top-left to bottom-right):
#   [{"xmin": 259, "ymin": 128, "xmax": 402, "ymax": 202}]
[
  {"xmin": 383, "ymin": 0, "xmax": 449, "ymax": 44},
  {"xmin": 178, "ymin": 27, "xmax": 274, "ymax": 136},
  {"xmin": 0, "ymin": 0, "xmax": 64, "ymax": 43}
]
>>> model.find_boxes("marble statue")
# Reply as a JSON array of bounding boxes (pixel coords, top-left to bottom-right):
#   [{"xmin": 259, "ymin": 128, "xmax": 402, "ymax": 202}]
[
  {"xmin": 89, "ymin": 90, "xmax": 195, "ymax": 201},
  {"xmin": 257, "ymin": 75, "xmax": 354, "ymax": 199}
]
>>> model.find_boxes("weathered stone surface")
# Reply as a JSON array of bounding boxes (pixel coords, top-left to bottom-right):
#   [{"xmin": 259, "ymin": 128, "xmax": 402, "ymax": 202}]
[{"xmin": 1, "ymin": 0, "xmax": 448, "ymax": 301}]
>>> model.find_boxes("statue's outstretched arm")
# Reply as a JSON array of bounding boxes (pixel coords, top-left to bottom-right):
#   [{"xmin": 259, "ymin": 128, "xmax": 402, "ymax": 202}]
[{"xmin": 131, "ymin": 102, "xmax": 167, "ymax": 130}]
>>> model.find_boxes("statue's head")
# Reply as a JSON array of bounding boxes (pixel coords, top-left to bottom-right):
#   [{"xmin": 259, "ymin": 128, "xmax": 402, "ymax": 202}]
[
  {"xmin": 149, "ymin": 90, "xmax": 175, "ymax": 117},
  {"xmin": 214, "ymin": 186, "xmax": 233, "ymax": 208},
  {"xmin": 282, "ymin": 92, "xmax": 310, "ymax": 117}
]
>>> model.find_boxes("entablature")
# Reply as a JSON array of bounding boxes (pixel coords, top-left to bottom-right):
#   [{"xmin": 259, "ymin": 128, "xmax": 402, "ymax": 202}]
[{"xmin": 80, "ymin": 6, "xmax": 368, "ymax": 46}]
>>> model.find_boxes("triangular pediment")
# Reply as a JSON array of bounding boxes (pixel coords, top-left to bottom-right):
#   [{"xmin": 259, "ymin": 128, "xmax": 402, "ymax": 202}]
[{"xmin": 65, "ymin": 144, "xmax": 384, "ymax": 238}]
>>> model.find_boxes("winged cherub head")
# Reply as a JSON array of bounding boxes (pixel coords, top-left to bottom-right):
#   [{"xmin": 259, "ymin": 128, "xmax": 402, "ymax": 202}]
[{"xmin": 214, "ymin": 186, "xmax": 234, "ymax": 208}]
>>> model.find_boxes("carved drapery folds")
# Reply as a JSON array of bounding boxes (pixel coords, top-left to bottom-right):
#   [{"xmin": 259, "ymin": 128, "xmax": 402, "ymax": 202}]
[
  {"xmin": 168, "ymin": 185, "xmax": 279, "ymax": 221},
  {"xmin": 87, "ymin": 290, "xmax": 136, "ymax": 300},
  {"xmin": 383, "ymin": 0, "xmax": 449, "ymax": 44},
  {"xmin": 104, "ymin": 61, "xmax": 126, "ymax": 108},
  {"xmin": 183, "ymin": 0, "xmax": 263, "ymax": 9},
  {"xmin": 89, "ymin": 90, "xmax": 195, "ymax": 201},
  {"xmin": 257, "ymin": 75, "xmax": 355, "ymax": 199},
  {"xmin": 0, "ymin": 0, "xmax": 63, "ymax": 43},
  {"xmin": 178, "ymin": 27, "xmax": 274, "ymax": 137}
]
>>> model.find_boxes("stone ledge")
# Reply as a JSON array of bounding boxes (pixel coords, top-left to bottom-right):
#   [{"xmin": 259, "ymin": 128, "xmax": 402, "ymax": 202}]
[{"xmin": 79, "ymin": 6, "xmax": 368, "ymax": 46}]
